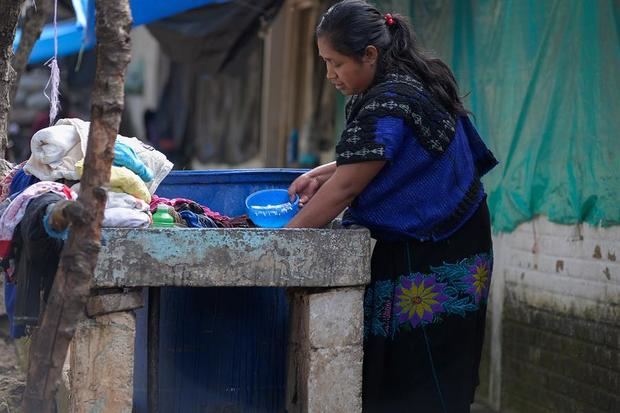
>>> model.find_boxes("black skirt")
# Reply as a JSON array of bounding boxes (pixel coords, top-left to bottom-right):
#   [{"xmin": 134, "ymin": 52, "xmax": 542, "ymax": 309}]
[{"xmin": 362, "ymin": 200, "xmax": 493, "ymax": 413}]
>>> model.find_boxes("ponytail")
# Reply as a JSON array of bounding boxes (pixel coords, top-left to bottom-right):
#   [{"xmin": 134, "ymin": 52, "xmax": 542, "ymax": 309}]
[{"xmin": 381, "ymin": 14, "xmax": 465, "ymax": 115}]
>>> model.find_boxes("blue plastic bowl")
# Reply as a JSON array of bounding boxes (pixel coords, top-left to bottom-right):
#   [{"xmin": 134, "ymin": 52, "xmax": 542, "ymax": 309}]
[{"xmin": 245, "ymin": 189, "xmax": 300, "ymax": 228}]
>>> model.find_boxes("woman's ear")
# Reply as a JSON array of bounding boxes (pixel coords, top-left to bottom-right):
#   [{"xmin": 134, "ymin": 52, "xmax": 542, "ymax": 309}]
[{"xmin": 363, "ymin": 45, "xmax": 379, "ymax": 65}]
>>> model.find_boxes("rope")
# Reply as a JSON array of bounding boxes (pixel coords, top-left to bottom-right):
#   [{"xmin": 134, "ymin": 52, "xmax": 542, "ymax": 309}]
[{"xmin": 43, "ymin": 0, "xmax": 61, "ymax": 126}]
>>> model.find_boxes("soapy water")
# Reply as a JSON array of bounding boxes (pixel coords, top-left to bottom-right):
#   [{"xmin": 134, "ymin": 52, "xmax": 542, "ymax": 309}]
[
  {"xmin": 245, "ymin": 189, "xmax": 299, "ymax": 227},
  {"xmin": 250, "ymin": 202, "xmax": 294, "ymax": 216}
]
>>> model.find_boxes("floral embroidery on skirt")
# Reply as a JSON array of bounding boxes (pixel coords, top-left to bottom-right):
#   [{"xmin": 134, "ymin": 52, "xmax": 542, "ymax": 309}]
[{"xmin": 364, "ymin": 253, "xmax": 492, "ymax": 338}]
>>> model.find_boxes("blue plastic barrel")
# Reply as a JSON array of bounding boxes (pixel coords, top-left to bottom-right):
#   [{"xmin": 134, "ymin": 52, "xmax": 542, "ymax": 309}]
[{"xmin": 133, "ymin": 169, "xmax": 306, "ymax": 413}]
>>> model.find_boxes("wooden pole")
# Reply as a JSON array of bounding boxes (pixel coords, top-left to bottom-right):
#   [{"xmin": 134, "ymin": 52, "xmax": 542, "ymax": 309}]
[
  {"xmin": 9, "ymin": 0, "xmax": 54, "ymax": 106},
  {"xmin": 0, "ymin": 0, "xmax": 24, "ymax": 172},
  {"xmin": 21, "ymin": 0, "xmax": 133, "ymax": 410}
]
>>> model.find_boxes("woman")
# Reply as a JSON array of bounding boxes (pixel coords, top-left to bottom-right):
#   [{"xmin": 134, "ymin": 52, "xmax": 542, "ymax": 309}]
[{"xmin": 286, "ymin": 1, "xmax": 498, "ymax": 412}]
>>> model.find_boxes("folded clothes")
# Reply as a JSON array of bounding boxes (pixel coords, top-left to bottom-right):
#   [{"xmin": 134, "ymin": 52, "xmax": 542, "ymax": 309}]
[
  {"xmin": 24, "ymin": 118, "xmax": 173, "ymax": 193},
  {"xmin": 75, "ymin": 160, "xmax": 151, "ymax": 204},
  {"xmin": 103, "ymin": 208, "xmax": 151, "ymax": 228},
  {"xmin": 113, "ymin": 142, "xmax": 153, "ymax": 183},
  {"xmin": 105, "ymin": 191, "xmax": 149, "ymax": 211}
]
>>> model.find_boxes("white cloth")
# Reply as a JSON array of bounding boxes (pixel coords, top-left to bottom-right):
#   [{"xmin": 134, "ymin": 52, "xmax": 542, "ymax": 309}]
[
  {"xmin": 71, "ymin": 184, "xmax": 150, "ymax": 212},
  {"xmin": 102, "ymin": 208, "xmax": 151, "ymax": 228},
  {"xmin": 105, "ymin": 191, "xmax": 149, "ymax": 211},
  {"xmin": 70, "ymin": 185, "xmax": 151, "ymax": 228},
  {"xmin": 24, "ymin": 118, "xmax": 173, "ymax": 193},
  {"xmin": 24, "ymin": 124, "xmax": 84, "ymax": 180}
]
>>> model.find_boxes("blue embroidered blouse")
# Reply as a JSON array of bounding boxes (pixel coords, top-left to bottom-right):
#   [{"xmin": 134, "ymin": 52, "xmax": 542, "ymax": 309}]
[{"xmin": 337, "ymin": 74, "xmax": 498, "ymax": 241}]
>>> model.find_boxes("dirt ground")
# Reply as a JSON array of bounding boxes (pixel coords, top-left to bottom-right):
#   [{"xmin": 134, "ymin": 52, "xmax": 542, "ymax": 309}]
[{"xmin": 0, "ymin": 318, "xmax": 24, "ymax": 413}]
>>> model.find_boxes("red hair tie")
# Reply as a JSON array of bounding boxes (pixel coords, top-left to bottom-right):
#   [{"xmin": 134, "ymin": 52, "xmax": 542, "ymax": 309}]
[{"xmin": 384, "ymin": 13, "xmax": 395, "ymax": 26}]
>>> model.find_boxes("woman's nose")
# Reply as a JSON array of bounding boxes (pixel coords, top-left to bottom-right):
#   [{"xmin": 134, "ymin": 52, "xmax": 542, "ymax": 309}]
[{"xmin": 326, "ymin": 65, "xmax": 336, "ymax": 80}]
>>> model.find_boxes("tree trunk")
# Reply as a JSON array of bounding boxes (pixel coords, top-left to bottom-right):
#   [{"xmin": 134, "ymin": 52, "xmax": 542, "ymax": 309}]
[
  {"xmin": 9, "ymin": 0, "xmax": 54, "ymax": 106},
  {"xmin": 0, "ymin": 0, "xmax": 24, "ymax": 173},
  {"xmin": 21, "ymin": 1, "xmax": 133, "ymax": 411}
]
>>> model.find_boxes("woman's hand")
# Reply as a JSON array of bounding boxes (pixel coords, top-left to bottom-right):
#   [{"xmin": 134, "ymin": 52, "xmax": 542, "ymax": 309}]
[
  {"xmin": 288, "ymin": 162, "xmax": 337, "ymax": 206},
  {"xmin": 286, "ymin": 160, "xmax": 386, "ymax": 228},
  {"xmin": 288, "ymin": 174, "xmax": 321, "ymax": 206}
]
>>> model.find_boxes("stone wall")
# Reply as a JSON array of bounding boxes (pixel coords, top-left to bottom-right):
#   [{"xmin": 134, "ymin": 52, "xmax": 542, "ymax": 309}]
[{"xmin": 478, "ymin": 217, "xmax": 619, "ymax": 412}]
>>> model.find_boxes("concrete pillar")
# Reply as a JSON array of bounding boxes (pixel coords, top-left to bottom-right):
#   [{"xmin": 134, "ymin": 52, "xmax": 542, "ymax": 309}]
[
  {"xmin": 287, "ymin": 287, "xmax": 365, "ymax": 413},
  {"xmin": 69, "ymin": 311, "xmax": 136, "ymax": 413}
]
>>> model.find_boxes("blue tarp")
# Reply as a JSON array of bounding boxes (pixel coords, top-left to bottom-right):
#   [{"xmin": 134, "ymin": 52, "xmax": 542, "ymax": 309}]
[
  {"xmin": 130, "ymin": 0, "xmax": 230, "ymax": 27},
  {"xmin": 13, "ymin": 0, "xmax": 230, "ymax": 64}
]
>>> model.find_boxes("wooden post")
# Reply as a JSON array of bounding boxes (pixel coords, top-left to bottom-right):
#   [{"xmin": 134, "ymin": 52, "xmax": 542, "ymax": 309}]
[
  {"xmin": 0, "ymin": 0, "xmax": 24, "ymax": 169},
  {"xmin": 9, "ymin": 0, "xmax": 54, "ymax": 105},
  {"xmin": 21, "ymin": 1, "xmax": 133, "ymax": 411}
]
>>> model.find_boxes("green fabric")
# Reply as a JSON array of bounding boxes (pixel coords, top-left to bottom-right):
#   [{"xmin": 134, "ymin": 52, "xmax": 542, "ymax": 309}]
[{"xmin": 336, "ymin": 0, "xmax": 620, "ymax": 232}]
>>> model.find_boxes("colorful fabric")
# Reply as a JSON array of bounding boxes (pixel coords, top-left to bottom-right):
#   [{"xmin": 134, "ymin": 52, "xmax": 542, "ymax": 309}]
[
  {"xmin": 0, "ymin": 182, "xmax": 76, "ymax": 259},
  {"xmin": 3, "ymin": 279, "xmax": 25, "ymax": 338},
  {"xmin": 25, "ymin": 118, "xmax": 173, "ymax": 193},
  {"xmin": 340, "ymin": 73, "xmax": 457, "ymax": 162},
  {"xmin": 362, "ymin": 200, "xmax": 492, "ymax": 413},
  {"xmin": 43, "ymin": 204, "xmax": 70, "ymax": 241},
  {"xmin": 12, "ymin": 193, "xmax": 65, "ymax": 327},
  {"xmin": 338, "ymin": 73, "xmax": 498, "ymax": 242},
  {"xmin": 75, "ymin": 160, "xmax": 151, "ymax": 204},
  {"xmin": 364, "ymin": 253, "xmax": 492, "ymax": 338},
  {"xmin": 9, "ymin": 169, "xmax": 40, "ymax": 197},
  {"xmin": 178, "ymin": 210, "xmax": 218, "ymax": 228},
  {"xmin": 0, "ymin": 198, "xmax": 12, "ymax": 220},
  {"xmin": 168, "ymin": 208, "xmax": 188, "ymax": 227},
  {"xmin": 113, "ymin": 141, "xmax": 154, "ymax": 183},
  {"xmin": 115, "ymin": 134, "xmax": 173, "ymax": 195},
  {"xmin": 61, "ymin": 118, "xmax": 173, "ymax": 193},
  {"xmin": 150, "ymin": 195, "xmax": 232, "ymax": 226}
]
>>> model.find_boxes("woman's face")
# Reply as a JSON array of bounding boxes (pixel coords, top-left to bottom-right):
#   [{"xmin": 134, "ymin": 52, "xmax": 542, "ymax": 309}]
[{"xmin": 317, "ymin": 36, "xmax": 377, "ymax": 96}]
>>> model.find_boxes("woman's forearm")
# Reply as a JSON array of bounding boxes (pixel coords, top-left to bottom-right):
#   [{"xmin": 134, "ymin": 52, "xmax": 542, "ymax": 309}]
[
  {"xmin": 287, "ymin": 172, "xmax": 355, "ymax": 228},
  {"xmin": 306, "ymin": 161, "xmax": 337, "ymax": 185},
  {"xmin": 287, "ymin": 161, "xmax": 386, "ymax": 228}
]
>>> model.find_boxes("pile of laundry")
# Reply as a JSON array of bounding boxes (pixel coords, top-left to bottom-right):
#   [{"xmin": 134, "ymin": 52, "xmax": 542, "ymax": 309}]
[
  {"xmin": 1, "ymin": 118, "xmax": 173, "ymax": 231},
  {"xmin": 150, "ymin": 195, "xmax": 250, "ymax": 228},
  {"xmin": 0, "ymin": 118, "xmax": 174, "ymax": 338},
  {"xmin": 1, "ymin": 118, "xmax": 256, "ymax": 339}
]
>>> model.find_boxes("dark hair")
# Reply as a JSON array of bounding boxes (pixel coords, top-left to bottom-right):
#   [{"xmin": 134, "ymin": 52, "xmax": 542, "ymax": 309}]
[{"xmin": 316, "ymin": 0, "xmax": 466, "ymax": 115}]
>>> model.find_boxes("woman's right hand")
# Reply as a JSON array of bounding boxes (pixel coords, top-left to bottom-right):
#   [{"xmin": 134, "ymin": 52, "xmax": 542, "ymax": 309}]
[
  {"xmin": 288, "ymin": 162, "xmax": 337, "ymax": 206},
  {"xmin": 288, "ymin": 173, "xmax": 321, "ymax": 206}
]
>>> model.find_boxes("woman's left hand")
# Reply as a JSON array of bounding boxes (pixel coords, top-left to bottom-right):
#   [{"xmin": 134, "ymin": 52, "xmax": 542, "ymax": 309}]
[{"xmin": 288, "ymin": 173, "xmax": 321, "ymax": 206}]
